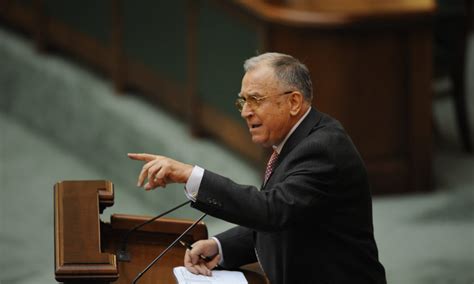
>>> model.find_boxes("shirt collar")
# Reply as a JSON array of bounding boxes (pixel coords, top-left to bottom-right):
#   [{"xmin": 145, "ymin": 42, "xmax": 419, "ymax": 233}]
[{"xmin": 273, "ymin": 107, "xmax": 312, "ymax": 154}]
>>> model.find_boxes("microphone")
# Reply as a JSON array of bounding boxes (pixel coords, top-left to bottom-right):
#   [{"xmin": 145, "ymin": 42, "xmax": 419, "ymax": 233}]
[
  {"xmin": 132, "ymin": 212, "xmax": 208, "ymax": 284},
  {"xmin": 116, "ymin": 200, "xmax": 191, "ymax": 262}
]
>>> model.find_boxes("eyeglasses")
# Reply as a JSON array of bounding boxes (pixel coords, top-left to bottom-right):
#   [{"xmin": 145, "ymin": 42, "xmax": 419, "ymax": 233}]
[{"xmin": 235, "ymin": 91, "xmax": 294, "ymax": 112}]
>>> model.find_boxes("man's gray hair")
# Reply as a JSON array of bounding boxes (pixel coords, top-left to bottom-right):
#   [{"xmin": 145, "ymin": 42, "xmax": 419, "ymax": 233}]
[{"xmin": 244, "ymin": 52, "xmax": 313, "ymax": 102}]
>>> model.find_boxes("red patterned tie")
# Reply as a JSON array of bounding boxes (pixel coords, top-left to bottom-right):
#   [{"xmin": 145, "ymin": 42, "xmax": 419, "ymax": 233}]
[{"xmin": 264, "ymin": 150, "xmax": 279, "ymax": 184}]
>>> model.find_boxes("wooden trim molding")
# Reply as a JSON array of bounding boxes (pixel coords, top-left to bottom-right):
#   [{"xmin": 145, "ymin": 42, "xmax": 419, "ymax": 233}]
[
  {"xmin": 234, "ymin": 0, "xmax": 436, "ymax": 28},
  {"xmin": 125, "ymin": 58, "xmax": 188, "ymax": 117},
  {"xmin": 54, "ymin": 180, "xmax": 118, "ymax": 282},
  {"xmin": 110, "ymin": 215, "xmax": 208, "ymax": 241},
  {"xmin": 44, "ymin": 18, "xmax": 113, "ymax": 74},
  {"xmin": 0, "ymin": 0, "xmax": 38, "ymax": 32}
]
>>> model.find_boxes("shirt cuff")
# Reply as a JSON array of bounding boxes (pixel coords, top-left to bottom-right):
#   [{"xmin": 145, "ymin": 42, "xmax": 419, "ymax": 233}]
[
  {"xmin": 184, "ymin": 165, "xmax": 204, "ymax": 202},
  {"xmin": 211, "ymin": 237, "xmax": 225, "ymax": 266}
]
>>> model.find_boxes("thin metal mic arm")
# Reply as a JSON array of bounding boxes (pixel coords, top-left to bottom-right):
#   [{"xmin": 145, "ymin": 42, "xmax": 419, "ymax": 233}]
[
  {"xmin": 132, "ymin": 213, "xmax": 208, "ymax": 284},
  {"xmin": 117, "ymin": 200, "xmax": 192, "ymax": 261}
]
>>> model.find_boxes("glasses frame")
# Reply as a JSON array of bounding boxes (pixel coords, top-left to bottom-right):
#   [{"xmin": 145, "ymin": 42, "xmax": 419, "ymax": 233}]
[{"xmin": 235, "ymin": 90, "xmax": 294, "ymax": 112}]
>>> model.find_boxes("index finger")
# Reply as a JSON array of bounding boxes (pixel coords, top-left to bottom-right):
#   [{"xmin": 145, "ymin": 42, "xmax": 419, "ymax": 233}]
[
  {"xmin": 127, "ymin": 153, "xmax": 157, "ymax": 162},
  {"xmin": 184, "ymin": 249, "xmax": 193, "ymax": 266},
  {"xmin": 184, "ymin": 250, "xmax": 200, "ymax": 274}
]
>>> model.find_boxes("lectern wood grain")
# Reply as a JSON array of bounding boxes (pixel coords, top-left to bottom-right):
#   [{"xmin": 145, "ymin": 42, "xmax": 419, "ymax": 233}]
[{"xmin": 54, "ymin": 180, "xmax": 118, "ymax": 282}]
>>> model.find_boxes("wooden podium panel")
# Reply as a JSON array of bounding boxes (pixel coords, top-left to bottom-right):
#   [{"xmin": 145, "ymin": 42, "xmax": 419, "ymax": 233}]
[
  {"xmin": 54, "ymin": 180, "xmax": 268, "ymax": 284},
  {"xmin": 54, "ymin": 180, "xmax": 118, "ymax": 282},
  {"xmin": 103, "ymin": 214, "xmax": 207, "ymax": 284}
]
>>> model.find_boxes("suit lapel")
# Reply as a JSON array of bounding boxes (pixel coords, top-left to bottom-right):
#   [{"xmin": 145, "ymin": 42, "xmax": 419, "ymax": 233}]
[
  {"xmin": 277, "ymin": 108, "xmax": 321, "ymax": 167},
  {"xmin": 262, "ymin": 108, "xmax": 322, "ymax": 188}
]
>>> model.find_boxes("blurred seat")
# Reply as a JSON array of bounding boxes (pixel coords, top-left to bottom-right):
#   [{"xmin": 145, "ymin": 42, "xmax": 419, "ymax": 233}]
[{"xmin": 433, "ymin": 0, "xmax": 473, "ymax": 152}]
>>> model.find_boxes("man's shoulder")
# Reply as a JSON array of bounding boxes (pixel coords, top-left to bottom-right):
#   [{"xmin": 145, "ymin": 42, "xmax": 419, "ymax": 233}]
[
  {"xmin": 307, "ymin": 111, "xmax": 348, "ymax": 141},
  {"xmin": 281, "ymin": 108, "xmax": 351, "ymax": 159},
  {"xmin": 311, "ymin": 110, "xmax": 344, "ymax": 130},
  {"xmin": 298, "ymin": 111, "xmax": 361, "ymax": 161}
]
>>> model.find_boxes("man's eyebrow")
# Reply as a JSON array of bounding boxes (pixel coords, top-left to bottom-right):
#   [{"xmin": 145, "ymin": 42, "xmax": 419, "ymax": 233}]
[{"xmin": 239, "ymin": 91, "xmax": 261, "ymax": 97}]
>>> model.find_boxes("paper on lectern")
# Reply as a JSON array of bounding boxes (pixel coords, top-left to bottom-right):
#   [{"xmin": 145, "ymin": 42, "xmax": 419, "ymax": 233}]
[{"xmin": 173, "ymin": 266, "xmax": 248, "ymax": 284}]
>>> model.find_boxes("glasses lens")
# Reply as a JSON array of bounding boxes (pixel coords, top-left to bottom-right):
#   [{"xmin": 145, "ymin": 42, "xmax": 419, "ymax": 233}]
[{"xmin": 235, "ymin": 98, "xmax": 245, "ymax": 112}]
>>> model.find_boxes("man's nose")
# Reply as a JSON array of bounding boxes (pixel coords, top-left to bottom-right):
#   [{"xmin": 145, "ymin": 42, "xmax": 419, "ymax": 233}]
[{"xmin": 240, "ymin": 103, "xmax": 253, "ymax": 118}]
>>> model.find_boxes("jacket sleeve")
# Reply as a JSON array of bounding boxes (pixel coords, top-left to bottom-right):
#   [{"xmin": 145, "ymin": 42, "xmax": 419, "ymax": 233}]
[
  {"xmin": 191, "ymin": 136, "xmax": 338, "ymax": 232},
  {"xmin": 215, "ymin": 226, "xmax": 257, "ymax": 269}
]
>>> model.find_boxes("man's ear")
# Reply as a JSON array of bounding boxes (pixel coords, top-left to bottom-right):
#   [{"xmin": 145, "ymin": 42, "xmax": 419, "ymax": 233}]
[{"xmin": 289, "ymin": 91, "xmax": 304, "ymax": 116}]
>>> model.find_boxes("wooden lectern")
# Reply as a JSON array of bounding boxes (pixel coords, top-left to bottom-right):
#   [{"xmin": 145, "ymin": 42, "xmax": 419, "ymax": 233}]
[{"xmin": 54, "ymin": 180, "xmax": 268, "ymax": 284}]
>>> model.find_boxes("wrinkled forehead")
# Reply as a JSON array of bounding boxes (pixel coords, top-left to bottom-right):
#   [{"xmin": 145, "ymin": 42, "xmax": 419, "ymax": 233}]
[{"xmin": 241, "ymin": 65, "xmax": 281, "ymax": 96}]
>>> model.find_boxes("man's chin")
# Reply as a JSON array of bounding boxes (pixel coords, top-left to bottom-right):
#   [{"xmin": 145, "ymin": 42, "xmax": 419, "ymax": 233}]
[{"xmin": 251, "ymin": 136, "xmax": 271, "ymax": 147}]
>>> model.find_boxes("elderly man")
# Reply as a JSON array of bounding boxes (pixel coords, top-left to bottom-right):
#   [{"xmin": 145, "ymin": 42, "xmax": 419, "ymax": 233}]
[{"xmin": 128, "ymin": 53, "xmax": 386, "ymax": 284}]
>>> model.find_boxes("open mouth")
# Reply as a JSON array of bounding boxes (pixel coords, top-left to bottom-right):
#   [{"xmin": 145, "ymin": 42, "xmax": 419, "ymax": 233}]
[{"xmin": 251, "ymin": 124, "xmax": 262, "ymax": 129}]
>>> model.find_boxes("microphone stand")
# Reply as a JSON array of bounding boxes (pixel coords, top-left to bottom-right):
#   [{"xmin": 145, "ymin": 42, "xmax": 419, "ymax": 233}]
[
  {"xmin": 117, "ymin": 200, "xmax": 191, "ymax": 262},
  {"xmin": 131, "ymin": 212, "xmax": 208, "ymax": 284}
]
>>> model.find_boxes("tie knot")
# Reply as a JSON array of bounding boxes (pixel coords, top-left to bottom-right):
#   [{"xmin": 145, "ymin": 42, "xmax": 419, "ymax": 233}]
[{"xmin": 264, "ymin": 150, "xmax": 279, "ymax": 184}]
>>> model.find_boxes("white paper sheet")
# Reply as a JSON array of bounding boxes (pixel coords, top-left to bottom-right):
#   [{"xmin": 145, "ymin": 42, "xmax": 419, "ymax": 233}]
[{"xmin": 173, "ymin": 266, "xmax": 248, "ymax": 284}]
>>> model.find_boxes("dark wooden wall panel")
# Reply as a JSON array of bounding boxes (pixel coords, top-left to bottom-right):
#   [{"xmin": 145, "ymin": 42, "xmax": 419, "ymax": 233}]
[
  {"xmin": 197, "ymin": 0, "xmax": 258, "ymax": 118},
  {"xmin": 43, "ymin": 0, "xmax": 111, "ymax": 44},
  {"xmin": 0, "ymin": 0, "xmax": 436, "ymax": 194},
  {"xmin": 121, "ymin": 1, "xmax": 188, "ymax": 84}
]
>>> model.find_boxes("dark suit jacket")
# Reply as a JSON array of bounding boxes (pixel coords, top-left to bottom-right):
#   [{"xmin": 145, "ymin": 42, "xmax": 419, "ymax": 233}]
[{"xmin": 192, "ymin": 108, "xmax": 386, "ymax": 284}]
